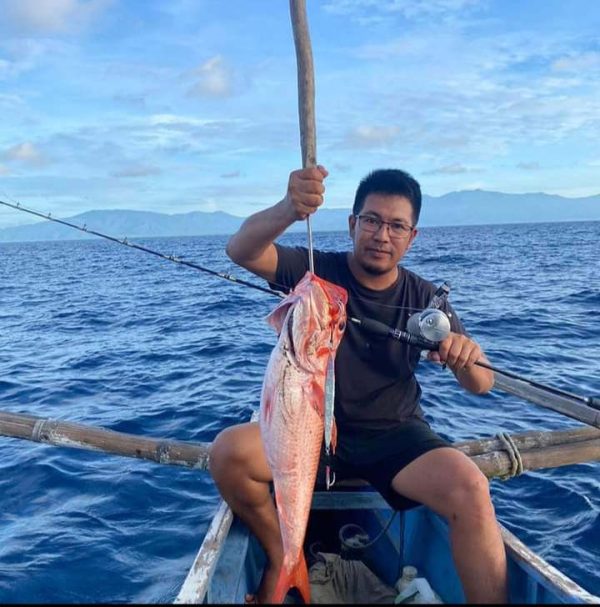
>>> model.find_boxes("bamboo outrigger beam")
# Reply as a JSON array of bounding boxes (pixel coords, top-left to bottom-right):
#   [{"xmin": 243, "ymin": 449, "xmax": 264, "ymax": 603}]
[
  {"xmin": 455, "ymin": 425, "xmax": 600, "ymax": 456},
  {"xmin": 0, "ymin": 410, "xmax": 211, "ymax": 470},
  {"xmin": 472, "ymin": 437, "xmax": 600, "ymax": 479},
  {"xmin": 0, "ymin": 410, "xmax": 598, "ymax": 481}
]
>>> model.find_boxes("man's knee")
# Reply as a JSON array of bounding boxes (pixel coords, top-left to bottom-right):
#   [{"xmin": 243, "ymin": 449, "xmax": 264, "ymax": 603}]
[
  {"xmin": 446, "ymin": 468, "xmax": 495, "ymax": 524},
  {"xmin": 209, "ymin": 423, "xmax": 269, "ymax": 483},
  {"xmin": 210, "ymin": 425, "xmax": 246, "ymax": 476}
]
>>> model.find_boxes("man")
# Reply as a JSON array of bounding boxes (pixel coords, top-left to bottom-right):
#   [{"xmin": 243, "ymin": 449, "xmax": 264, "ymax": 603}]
[{"xmin": 210, "ymin": 165, "xmax": 507, "ymax": 603}]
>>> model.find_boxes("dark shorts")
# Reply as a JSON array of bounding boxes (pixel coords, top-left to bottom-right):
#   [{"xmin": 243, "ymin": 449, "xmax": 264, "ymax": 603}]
[{"xmin": 316, "ymin": 418, "xmax": 453, "ymax": 511}]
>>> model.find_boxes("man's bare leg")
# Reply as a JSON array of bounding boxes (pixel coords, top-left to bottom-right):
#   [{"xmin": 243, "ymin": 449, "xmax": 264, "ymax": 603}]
[
  {"xmin": 209, "ymin": 422, "xmax": 282, "ymax": 603},
  {"xmin": 391, "ymin": 447, "xmax": 507, "ymax": 603}
]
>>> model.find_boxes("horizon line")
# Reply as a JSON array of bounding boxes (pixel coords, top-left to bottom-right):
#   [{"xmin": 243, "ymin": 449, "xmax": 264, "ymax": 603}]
[{"xmin": 0, "ymin": 217, "xmax": 598, "ymax": 246}]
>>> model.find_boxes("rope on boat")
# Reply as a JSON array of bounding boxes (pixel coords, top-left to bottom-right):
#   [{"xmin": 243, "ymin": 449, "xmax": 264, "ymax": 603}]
[{"xmin": 496, "ymin": 431, "xmax": 524, "ymax": 479}]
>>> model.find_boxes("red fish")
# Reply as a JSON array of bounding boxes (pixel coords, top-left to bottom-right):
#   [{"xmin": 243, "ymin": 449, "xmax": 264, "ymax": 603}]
[{"xmin": 260, "ymin": 271, "xmax": 347, "ymax": 603}]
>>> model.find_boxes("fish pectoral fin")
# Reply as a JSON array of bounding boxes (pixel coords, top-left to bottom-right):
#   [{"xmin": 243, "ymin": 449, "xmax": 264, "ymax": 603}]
[{"xmin": 271, "ymin": 553, "xmax": 311, "ymax": 604}]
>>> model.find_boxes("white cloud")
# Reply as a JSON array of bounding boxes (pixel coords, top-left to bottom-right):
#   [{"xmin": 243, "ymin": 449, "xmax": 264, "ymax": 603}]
[
  {"xmin": 128, "ymin": 114, "xmax": 247, "ymax": 153},
  {"xmin": 188, "ymin": 55, "xmax": 233, "ymax": 98},
  {"xmin": 517, "ymin": 162, "xmax": 541, "ymax": 171},
  {"xmin": 552, "ymin": 52, "xmax": 600, "ymax": 72},
  {"xmin": 323, "ymin": 0, "xmax": 482, "ymax": 23},
  {"xmin": 0, "ymin": 164, "xmax": 11, "ymax": 175},
  {"xmin": 112, "ymin": 93, "xmax": 147, "ymax": 110},
  {"xmin": 0, "ymin": 92, "xmax": 25, "ymax": 108},
  {"xmin": 423, "ymin": 163, "xmax": 482, "ymax": 175},
  {"xmin": 2, "ymin": 0, "xmax": 112, "ymax": 35},
  {"xmin": 342, "ymin": 125, "xmax": 400, "ymax": 148},
  {"xmin": 111, "ymin": 164, "xmax": 162, "ymax": 178},
  {"xmin": 0, "ymin": 59, "xmax": 12, "ymax": 77},
  {"xmin": 2, "ymin": 142, "xmax": 48, "ymax": 166},
  {"xmin": 196, "ymin": 198, "xmax": 220, "ymax": 212},
  {"xmin": 329, "ymin": 22, "xmax": 600, "ymax": 163},
  {"xmin": 147, "ymin": 114, "xmax": 222, "ymax": 128},
  {"xmin": 0, "ymin": 38, "xmax": 61, "ymax": 79}
]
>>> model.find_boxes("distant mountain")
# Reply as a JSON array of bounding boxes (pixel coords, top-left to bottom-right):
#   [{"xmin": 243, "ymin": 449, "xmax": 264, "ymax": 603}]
[
  {"xmin": 0, "ymin": 209, "xmax": 245, "ymax": 242},
  {"xmin": 420, "ymin": 190, "xmax": 600, "ymax": 226},
  {"xmin": 0, "ymin": 191, "xmax": 598, "ymax": 242}
]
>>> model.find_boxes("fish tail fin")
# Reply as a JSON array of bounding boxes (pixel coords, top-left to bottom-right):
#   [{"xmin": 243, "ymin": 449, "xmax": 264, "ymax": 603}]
[{"xmin": 271, "ymin": 553, "xmax": 311, "ymax": 604}]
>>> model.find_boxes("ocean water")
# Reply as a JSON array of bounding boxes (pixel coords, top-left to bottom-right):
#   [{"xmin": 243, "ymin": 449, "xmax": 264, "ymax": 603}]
[{"xmin": 0, "ymin": 221, "xmax": 598, "ymax": 602}]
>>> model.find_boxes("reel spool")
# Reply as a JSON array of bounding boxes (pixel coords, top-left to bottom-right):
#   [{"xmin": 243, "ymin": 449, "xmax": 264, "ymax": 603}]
[{"xmin": 406, "ymin": 308, "xmax": 451, "ymax": 343}]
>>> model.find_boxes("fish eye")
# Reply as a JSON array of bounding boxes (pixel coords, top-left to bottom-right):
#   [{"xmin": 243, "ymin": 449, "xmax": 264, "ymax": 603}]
[{"xmin": 338, "ymin": 320, "xmax": 346, "ymax": 331}]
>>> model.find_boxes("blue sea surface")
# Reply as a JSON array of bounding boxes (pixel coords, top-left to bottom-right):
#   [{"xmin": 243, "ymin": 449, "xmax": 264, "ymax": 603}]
[{"xmin": 0, "ymin": 221, "xmax": 599, "ymax": 602}]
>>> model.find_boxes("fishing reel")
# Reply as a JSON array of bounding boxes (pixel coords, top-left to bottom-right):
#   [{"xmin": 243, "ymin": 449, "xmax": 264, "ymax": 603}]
[
  {"xmin": 406, "ymin": 308, "xmax": 451, "ymax": 344},
  {"xmin": 405, "ymin": 281, "xmax": 452, "ymax": 345},
  {"xmin": 350, "ymin": 281, "xmax": 452, "ymax": 351}
]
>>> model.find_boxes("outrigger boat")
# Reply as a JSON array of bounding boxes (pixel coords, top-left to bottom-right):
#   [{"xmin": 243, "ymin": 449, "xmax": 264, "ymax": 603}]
[{"xmin": 176, "ymin": 483, "xmax": 599, "ymax": 604}]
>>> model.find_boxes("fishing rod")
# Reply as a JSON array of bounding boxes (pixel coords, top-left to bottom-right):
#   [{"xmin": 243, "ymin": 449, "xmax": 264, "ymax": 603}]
[
  {"xmin": 0, "ymin": 198, "xmax": 284, "ymax": 299},
  {"xmin": 354, "ymin": 282, "xmax": 600, "ymax": 411},
  {"xmin": 351, "ymin": 314, "xmax": 600, "ymax": 412},
  {"xmin": 2, "ymin": 197, "xmax": 598, "ymax": 413}
]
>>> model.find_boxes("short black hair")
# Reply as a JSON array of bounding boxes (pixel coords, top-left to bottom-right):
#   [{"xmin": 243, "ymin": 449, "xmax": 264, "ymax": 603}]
[{"xmin": 352, "ymin": 169, "xmax": 422, "ymax": 224}]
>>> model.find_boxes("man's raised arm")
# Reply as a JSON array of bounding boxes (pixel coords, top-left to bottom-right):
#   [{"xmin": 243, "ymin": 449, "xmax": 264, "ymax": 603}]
[{"xmin": 226, "ymin": 166, "xmax": 328, "ymax": 282}]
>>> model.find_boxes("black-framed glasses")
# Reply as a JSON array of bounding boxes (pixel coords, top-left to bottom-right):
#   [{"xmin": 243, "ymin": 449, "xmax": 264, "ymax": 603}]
[{"xmin": 355, "ymin": 214, "xmax": 414, "ymax": 238}]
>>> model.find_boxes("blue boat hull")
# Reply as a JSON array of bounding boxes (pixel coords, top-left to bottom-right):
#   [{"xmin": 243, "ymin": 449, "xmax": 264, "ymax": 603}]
[{"xmin": 178, "ymin": 486, "xmax": 598, "ymax": 604}]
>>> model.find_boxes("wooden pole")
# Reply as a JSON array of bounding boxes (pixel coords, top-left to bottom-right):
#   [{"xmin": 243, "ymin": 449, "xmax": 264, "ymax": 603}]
[
  {"xmin": 289, "ymin": 0, "xmax": 316, "ymax": 167},
  {"xmin": 289, "ymin": 0, "xmax": 317, "ymax": 273},
  {"xmin": 1, "ymin": 410, "xmax": 599, "ymax": 480}
]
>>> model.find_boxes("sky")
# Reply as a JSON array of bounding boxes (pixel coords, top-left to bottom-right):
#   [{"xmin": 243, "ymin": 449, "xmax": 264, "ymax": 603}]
[{"xmin": 0, "ymin": 0, "xmax": 599, "ymax": 228}]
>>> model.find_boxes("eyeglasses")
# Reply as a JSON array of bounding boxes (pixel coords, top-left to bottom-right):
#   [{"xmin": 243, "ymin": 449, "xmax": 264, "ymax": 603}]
[{"xmin": 355, "ymin": 214, "xmax": 414, "ymax": 238}]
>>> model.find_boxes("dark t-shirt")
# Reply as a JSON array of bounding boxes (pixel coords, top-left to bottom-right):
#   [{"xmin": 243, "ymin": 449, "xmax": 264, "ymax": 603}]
[{"xmin": 270, "ymin": 244, "xmax": 467, "ymax": 431}]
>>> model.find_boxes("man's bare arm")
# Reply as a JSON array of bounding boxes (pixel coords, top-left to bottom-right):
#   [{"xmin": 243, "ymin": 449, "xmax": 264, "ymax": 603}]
[{"xmin": 226, "ymin": 166, "xmax": 328, "ymax": 283}]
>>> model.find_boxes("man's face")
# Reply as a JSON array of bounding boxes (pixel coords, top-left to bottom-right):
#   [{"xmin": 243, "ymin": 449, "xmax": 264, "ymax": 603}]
[{"xmin": 349, "ymin": 193, "xmax": 418, "ymax": 277}]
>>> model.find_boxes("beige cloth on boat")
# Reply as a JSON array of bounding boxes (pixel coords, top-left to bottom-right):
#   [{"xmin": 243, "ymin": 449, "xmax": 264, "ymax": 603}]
[{"xmin": 308, "ymin": 552, "xmax": 397, "ymax": 604}]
